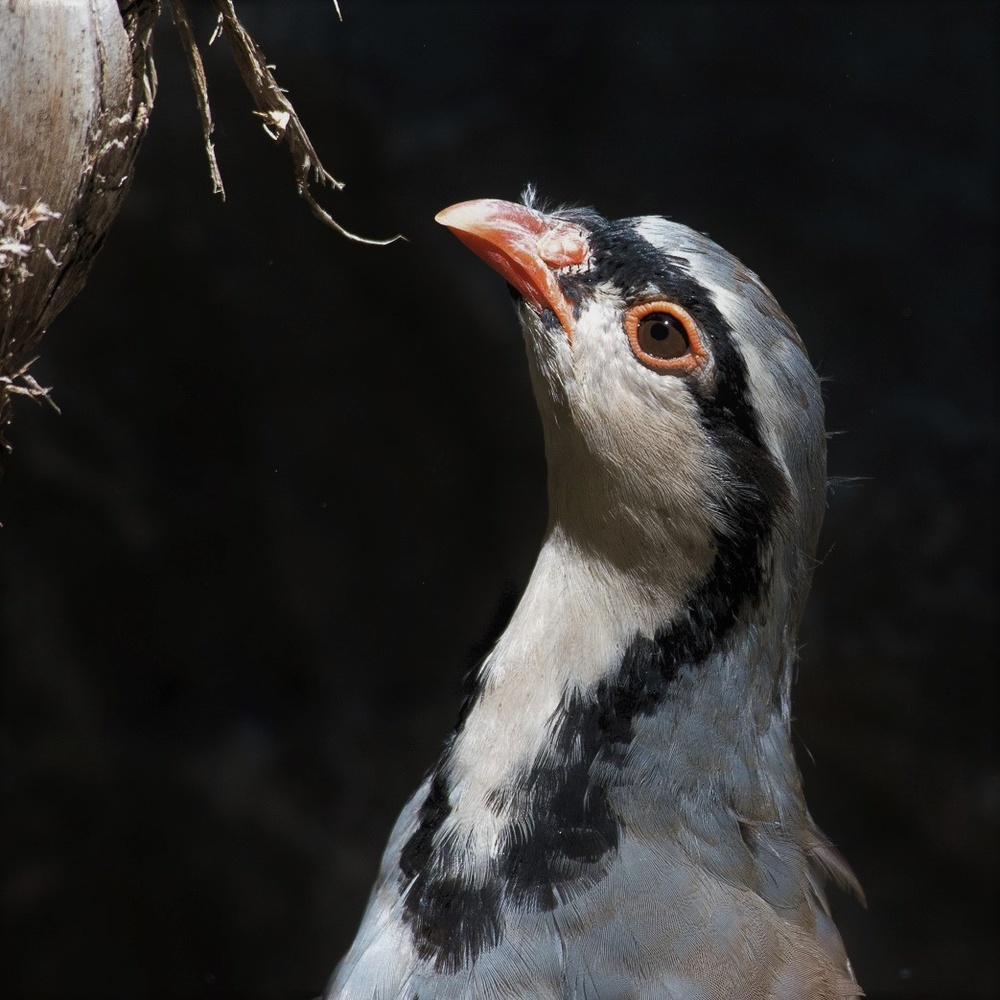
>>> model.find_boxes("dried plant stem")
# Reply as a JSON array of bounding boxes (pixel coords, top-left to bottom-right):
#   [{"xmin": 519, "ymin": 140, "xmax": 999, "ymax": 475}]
[
  {"xmin": 0, "ymin": 357, "xmax": 60, "ymax": 414},
  {"xmin": 196, "ymin": 0, "xmax": 401, "ymax": 245},
  {"xmin": 167, "ymin": 0, "xmax": 224, "ymax": 199}
]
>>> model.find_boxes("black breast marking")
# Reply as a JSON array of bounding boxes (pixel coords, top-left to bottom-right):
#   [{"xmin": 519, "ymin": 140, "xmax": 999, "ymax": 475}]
[{"xmin": 399, "ymin": 755, "xmax": 506, "ymax": 973}]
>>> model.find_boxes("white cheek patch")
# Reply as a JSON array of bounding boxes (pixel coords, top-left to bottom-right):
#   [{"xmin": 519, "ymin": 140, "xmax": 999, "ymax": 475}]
[
  {"xmin": 567, "ymin": 296, "xmax": 714, "ymax": 473},
  {"xmin": 569, "ymin": 289, "xmax": 702, "ymax": 408},
  {"xmin": 570, "ymin": 292, "xmax": 627, "ymax": 379}
]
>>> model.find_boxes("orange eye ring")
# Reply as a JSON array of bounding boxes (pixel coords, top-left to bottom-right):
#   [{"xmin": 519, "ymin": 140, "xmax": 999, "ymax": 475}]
[{"xmin": 624, "ymin": 300, "xmax": 708, "ymax": 375}]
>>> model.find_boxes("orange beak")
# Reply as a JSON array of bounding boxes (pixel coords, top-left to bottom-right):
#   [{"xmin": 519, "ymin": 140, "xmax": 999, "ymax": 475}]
[{"xmin": 435, "ymin": 199, "xmax": 589, "ymax": 342}]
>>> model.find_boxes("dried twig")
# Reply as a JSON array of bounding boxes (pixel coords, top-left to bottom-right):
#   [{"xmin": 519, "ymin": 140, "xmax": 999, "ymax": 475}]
[
  {"xmin": 187, "ymin": 0, "xmax": 402, "ymax": 245},
  {"xmin": 0, "ymin": 357, "xmax": 61, "ymax": 421},
  {"xmin": 167, "ymin": 0, "xmax": 224, "ymax": 199}
]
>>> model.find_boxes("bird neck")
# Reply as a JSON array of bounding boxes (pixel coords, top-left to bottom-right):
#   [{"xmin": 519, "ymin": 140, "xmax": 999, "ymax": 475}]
[{"xmin": 445, "ymin": 518, "xmax": 805, "ymax": 862}]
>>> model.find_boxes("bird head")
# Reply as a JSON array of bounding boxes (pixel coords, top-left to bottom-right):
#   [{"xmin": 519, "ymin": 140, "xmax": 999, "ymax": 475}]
[{"xmin": 437, "ymin": 194, "xmax": 826, "ymax": 632}]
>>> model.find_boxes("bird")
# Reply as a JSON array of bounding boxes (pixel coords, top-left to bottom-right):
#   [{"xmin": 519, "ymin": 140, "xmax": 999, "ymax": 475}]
[{"xmin": 326, "ymin": 193, "xmax": 862, "ymax": 999}]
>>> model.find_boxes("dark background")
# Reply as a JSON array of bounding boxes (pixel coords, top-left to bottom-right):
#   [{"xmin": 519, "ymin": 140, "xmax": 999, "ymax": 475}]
[{"xmin": 1, "ymin": 2, "xmax": 996, "ymax": 998}]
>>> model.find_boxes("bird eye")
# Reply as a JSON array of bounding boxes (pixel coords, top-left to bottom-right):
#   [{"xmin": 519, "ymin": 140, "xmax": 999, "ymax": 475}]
[
  {"xmin": 637, "ymin": 314, "xmax": 688, "ymax": 359},
  {"xmin": 625, "ymin": 301, "xmax": 707, "ymax": 374}
]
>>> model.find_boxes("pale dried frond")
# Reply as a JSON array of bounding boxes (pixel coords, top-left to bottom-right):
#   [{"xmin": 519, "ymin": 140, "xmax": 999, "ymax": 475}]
[
  {"xmin": 167, "ymin": 0, "xmax": 224, "ymax": 198},
  {"xmin": 175, "ymin": 0, "xmax": 402, "ymax": 245}
]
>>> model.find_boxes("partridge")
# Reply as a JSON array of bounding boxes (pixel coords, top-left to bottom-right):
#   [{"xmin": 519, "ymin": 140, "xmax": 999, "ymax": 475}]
[{"xmin": 326, "ymin": 194, "xmax": 862, "ymax": 999}]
